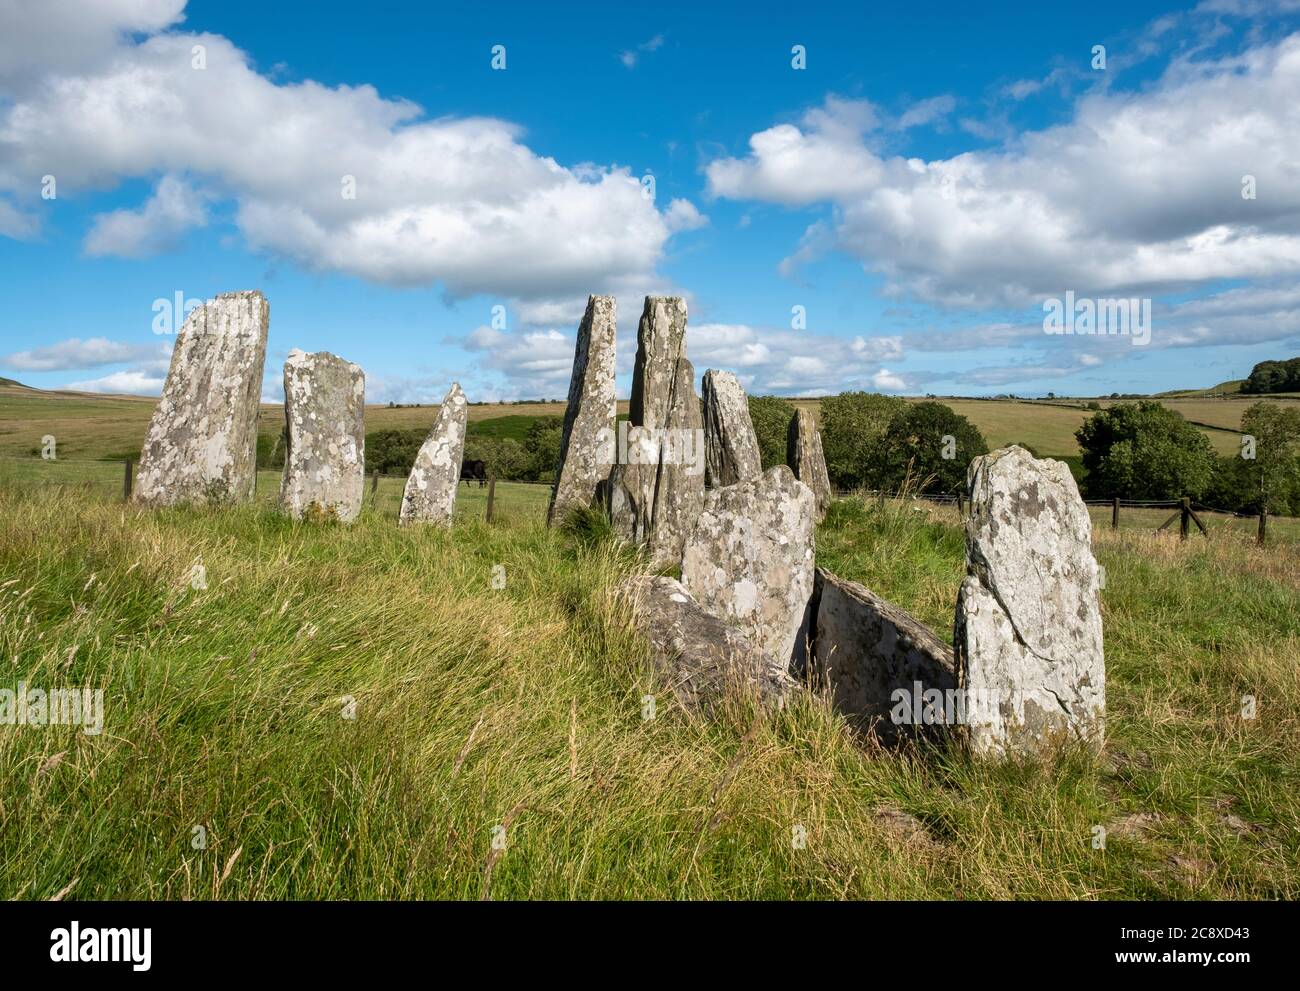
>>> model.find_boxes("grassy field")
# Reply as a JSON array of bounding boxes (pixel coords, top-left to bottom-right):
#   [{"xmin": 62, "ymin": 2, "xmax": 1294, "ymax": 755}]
[
  {"xmin": 0, "ymin": 458, "xmax": 553, "ymax": 525},
  {"xmin": 0, "ymin": 459, "xmax": 1297, "ymax": 899}
]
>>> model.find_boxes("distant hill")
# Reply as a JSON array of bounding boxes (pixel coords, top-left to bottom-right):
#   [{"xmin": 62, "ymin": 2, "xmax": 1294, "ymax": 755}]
[{"xmin": 1154, "ymin": 379, "xmax": 1245, "ymax": 398}]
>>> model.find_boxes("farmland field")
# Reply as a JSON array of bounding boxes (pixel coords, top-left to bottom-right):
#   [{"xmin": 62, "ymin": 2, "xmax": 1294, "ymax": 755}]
[{"xmin": 3, "ymin": 379, "xmax": 1293, "ymax": 467}]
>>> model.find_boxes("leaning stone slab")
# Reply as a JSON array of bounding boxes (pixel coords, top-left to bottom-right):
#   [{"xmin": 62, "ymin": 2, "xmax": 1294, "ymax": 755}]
[
  {"xmin": 607, "ymin": 426, "xmax": 660, "ymax": 544},
  {"xmin": 954, "ymin": 445, "xmax": 1105, "ymax": 757},
  {"xmin": 134, "ymin": 290, "xmax": 268, "ymax": 507},
  {"xmin": 648, "ymin": 357, "xmax": 706, "ymax": 569},
  {"xmin": 548, "ymin": 295, "xmax": 617, "ymax": 526},
  {"xmin": 616, "ymin": 575, "xmax": 797, "ymax": 711},
  {"xmin": 812, "ymin": 568, "xmax": 955, "ymax": 740},
  {"xmin": 629, "ymin": 296, "xmax": 688, "ymax": 431},
  {"xmin": 701, "ymin": 369, "xmax": 762, "ymax": 488},
  {"xmin": 680, "ymin": 465, "xmax": 816, "ymax": 669},
  {"xmin": 279, "ymin": 349, "xmax": 365, "ymax": 522},
  {"xmin": 787, "ymin": 408, "xmax": 832, "ymax": 521},
  {"xmin": 400, "ymin": 382, "xmax": 469, "ymax": 526}
]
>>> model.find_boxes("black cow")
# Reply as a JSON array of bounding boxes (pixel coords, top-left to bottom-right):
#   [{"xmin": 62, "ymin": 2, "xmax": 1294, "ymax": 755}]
[{"xmin": 460, "ymin": 458, "xmax": 488, "ymax": 487}]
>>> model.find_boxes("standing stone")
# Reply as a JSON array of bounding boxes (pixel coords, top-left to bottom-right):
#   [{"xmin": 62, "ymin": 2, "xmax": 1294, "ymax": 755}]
[
  {"xmin": 701, "ymin": 369, "xmax": 762, "ymax": 488},
  {"xmin": 648, "ymin": 358, "xmax": 706, "ymax": 569},
  {"xmin": 612, "ymin": 295, "xmax": 691, "ymax": 555},
  {"xmin": 548, "ymin": 295, "xmax": 617, "ymax": 526},
  {"xmin": 607, "ymin": 426, "xmax": 660, "ymax": 544},
  {"xmin": 954, "ymin": 445, "xmax": 1105, "ymax": 757},
  {"xmin": 787, "ymin": 408, "xmax": 832, "ymax": 520},
  {"xmin": 681, "ymin": 465, "xmax": 817, "ymax": 669},
  {"xmin": 134, "ymin": 290, "xmax": 268, "ymax": 507},
  {"xmin": 615, "ymin": 575, "xmax": 797, "ymax": 711},
  {"xmin": 812, "ymin": 568, "xmax": 955, "ymax": 740},
  {"xmin": 400, "ymin": 382, "xmax": 468, "ymax": 526},
  {"xmin": 280, "ymin": 349, "xmax": 365, "ymax": 522},
  {"xmin": 629, "ymin": 296, "xmax": 688, "ymax": 431}
]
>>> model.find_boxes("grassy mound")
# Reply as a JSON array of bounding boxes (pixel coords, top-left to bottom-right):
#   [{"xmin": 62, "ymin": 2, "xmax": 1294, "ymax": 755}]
[{"xmin": 1, "ymin": 478, "xmax": 1297, "ymax": 899}]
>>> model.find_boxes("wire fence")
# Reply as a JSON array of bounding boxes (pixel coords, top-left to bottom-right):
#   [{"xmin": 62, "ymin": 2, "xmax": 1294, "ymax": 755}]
[
  {"xmin": 0, "ymin": 455, "xmax": 554, "ymax": 523},
  {"xmin": 830, "ymin": 486, "xmax": 1288, "ymax": 543},
  {"xmin": 3, "ymin": 454, "xmax": 1293, "ymax": 541}
]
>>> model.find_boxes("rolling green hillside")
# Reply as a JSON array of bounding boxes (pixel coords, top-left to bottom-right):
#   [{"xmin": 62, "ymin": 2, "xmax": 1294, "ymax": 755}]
[{"xmin": 3, "ymin": 378, "xmax": 1297, "ymax": 471}]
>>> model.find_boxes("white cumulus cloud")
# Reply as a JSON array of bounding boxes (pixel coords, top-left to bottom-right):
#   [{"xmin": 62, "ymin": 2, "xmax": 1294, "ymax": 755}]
[{"xmin": 0, "ymin": 5, "xmax": 703, "ymax": 311}]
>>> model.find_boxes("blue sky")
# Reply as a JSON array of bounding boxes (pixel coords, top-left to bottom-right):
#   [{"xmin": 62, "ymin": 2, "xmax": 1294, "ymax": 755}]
[{"xmin": 2, "ymin": 0, "xmax": 1300, "ymax": 401}]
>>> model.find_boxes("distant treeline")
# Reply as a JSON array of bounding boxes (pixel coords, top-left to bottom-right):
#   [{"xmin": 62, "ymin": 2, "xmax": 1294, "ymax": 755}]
[
  {"xmin": 250, "ymin": 390, "xmax": 1300, "ymax": 515},
  {"xmin": 1076, "ymin": 400, "xmax": 1300, "ymax": 516},
  {"xmin": 255, "ymin": 416, "xmax": 564, "ymax": 482},
  {"xmin": 1243, "ymin": 357, "xmax": 1300, "ymax": 394}
]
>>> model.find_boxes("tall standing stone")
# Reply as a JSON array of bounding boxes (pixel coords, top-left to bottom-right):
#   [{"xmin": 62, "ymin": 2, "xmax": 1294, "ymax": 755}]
[
  {"xmin": 280, "ymin": 349, "xmax": 365, "ymax": 522},
  {"xmin": 611, "ymin": 296, "xmax": 690, "ymax": 548},
  {"xmin": 787, "ymin": 408, "xmax": 832, "ymax": 520},
  {"xmin": 629, "ymin": 296, "xmax": 688, "ymax": 431},
  {"xmin": 648, "ymin": 358, "xmax": 706, "ymax": 569},
  {"xmin": 954, "ymin": 445, "xmax": 1105, "ymax": 757},
  {"xmin": 701, "ymin": 369, "xmax": 762, "ymax": 488},
  {"xmin": 681, "ymin": 465, "xmax": 817, "ymax": 669},
  {"xmin": 400, "ymin": 382, "xmax": 468, "ymax": 526},
  {"xmin": 548, "ymin": 295, "xmax": 616, "ymax": 526},
  {"xmin": 134, "ymin": 290, "xmax": 268, "ymax": 507}
]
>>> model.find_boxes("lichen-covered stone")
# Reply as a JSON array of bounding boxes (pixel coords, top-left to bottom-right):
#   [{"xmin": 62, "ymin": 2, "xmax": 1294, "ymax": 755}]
[
  {"xmin": 615, "ymin": 575, "xmax": 797, "ymax": 711},
  {"xmin": 680, "ymin": 465, "xmax": 816, "ymax": 668},
  {"xmin": 400, "ymin": 382, "xmax": 468, "ymax": 526},
  {"xmin": 607, "ymin": 425, "xmax": 660, "ymax": 544},
  {"xmin": 629, "ymin": 296, "xmax": 688, "ymax": 431},
  {"xmin": 954, "ymin": 445, "xmax": 1105, "ymax": 757},
  {"xmin": 279, "ymin": 349, "xmax": 365, "ymax": 522},
  {"xmin": 548, "ymin": 295, "xmax": 616, "ymax": 526},
  {"xmin": 812, "ymin": 568, "xmax": 955, "ymax": 739},
  {"xmin": 648, "ymin": 358, "xmax": 706, "ymax": 569},
  {"xmin": 701, "ymin": 369, "xmax": 762, "ymax": 488},
  {"xmin": 134, "ymin": 290, "xmax": 268, "ymax": 507},
  {"xmin": 787, "ymin": 408, "xmax": 832, "ymax": 520}
]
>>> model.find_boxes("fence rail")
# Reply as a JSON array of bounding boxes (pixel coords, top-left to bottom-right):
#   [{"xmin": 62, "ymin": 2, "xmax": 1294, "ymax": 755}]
[
  {"xmin": 3, "ymin": 455, "xmax": 1290, "ymax": 542},
  {"xmin": 830, "ymin": 485, "xmax": 1280, "ymax": 543},
  {"xmin": 0, "ymin": 455, "xmax": 552, "ymax": 523}
]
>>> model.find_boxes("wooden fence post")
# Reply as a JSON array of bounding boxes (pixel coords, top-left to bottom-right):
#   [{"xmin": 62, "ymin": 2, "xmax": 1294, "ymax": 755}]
[
  {"xmin": 1112, "ymin": 497, "xmax": 1120, "ymax": 530},
  {"xmin": 1258, "ymin": 508, "xmax": 1267, "ymax": 545},
  {"xmin": 123, "ymin": 458, "xmax": 133, "ymax": 501},
  {"xmin": 1180, "ymin": 497, "xmax": 1190, "ymax": 540},
  {"xmin": 486, "ymin": 471, "xmax": 496, "ymax": 523},
  {"xmin": 955, "ymin": 491, "xmax": 964, "ymax": 518},
  {"xmin": 370, "ymin": 468, "xmax": 379, "ymax": 499}
]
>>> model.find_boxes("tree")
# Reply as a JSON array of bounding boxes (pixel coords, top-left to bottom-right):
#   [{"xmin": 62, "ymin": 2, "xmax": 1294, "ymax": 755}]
[
  {"xmin": 1075, "ymin": 401, "xmax": 1216, "ymax": 499},
  {"xmin": 1242, "ymin": 357, "xmax": 1300, "ymax": 395},
  {"xmin": 464, "ymin": 436, "xmax": 530, "ymax": 480},
  {"xmin": 875, "ymin": 402, "xmax": 988, "ymax": 494},
  {"xmin": 365, "ymin": 428, "xmax": 425, "ymax": 474},
  {"xmin": 746, "ymin": 395, "xmax": 798, "ymax": 471},
  {"xmin": 1204, "ymin": 406, "xmax": 1300, "ymax": 516},
  {"xmin": 818, "ymin": 392, "xmax": 908, "ymax": 489},
  {"xmin": 522, "ymin": 417, "xmax": 563, "ymax": 481}
]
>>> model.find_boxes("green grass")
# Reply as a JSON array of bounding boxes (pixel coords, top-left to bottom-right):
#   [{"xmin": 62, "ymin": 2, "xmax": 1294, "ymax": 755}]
[
  {"xmin": 466, "ymin": 414, "xmax": 560, "ymax": 444},
  {"xmin": 1, "ymin": 462, "xmax": 1297, "ymax": 900}
]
